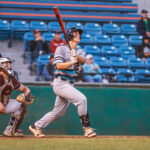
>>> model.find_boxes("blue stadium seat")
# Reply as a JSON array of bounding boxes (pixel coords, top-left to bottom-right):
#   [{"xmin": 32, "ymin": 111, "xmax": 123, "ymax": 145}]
[
  {"xmin": 117, "ymin": 68, "xmax": 135, "ymax": 83},
  {"xmin": 23, "ymin": 32, "xmax": 34, "ymax": 59},
  {"xmin": 30, "ymin": 21, "xmax": 48, "ymax": 32},
  {"xmin": 0, "ymin": 20, "xmax": 10, "ymax": 40},
  {"xmin": 101, "ymin": 46, "xmax": 119, "ymax": 58},
  {"xmin": 94, "ymin": 56, "xmax": 110, "ymax": 68},
  {"xmin": 110, "ymin": 57, "xmax": 127, "ymax": 69},
  {"xmin": 102, "ymin": 23, "xmax": 120, "ymax": 34},
  {"xmin": 127, "ymin": 57, "xmax": 145, "ymax": 70},
  {"xmin": 129, "ymin": 35, "xmax": 143, "ymax": 46},
  {"xmin": 84, "ymin": 23, "xmax": 102, "ymax": 36},
  {"xmin": 11, "ymin": 20, "xmax": 29, "ymax": 40},
  {"xmin": 95, "ymin": 35, "xmax": 111, "ymax": 45},
  {"xmin": 66, "ymin": 22, "xmax": 84, "ymax": 30},
  {"xmin": 145, "ymin": 58, "xmax": 150, "ymax": 68},
  {"xmin": 135, "ymin": 69, "xmax": 150, "ymax": 83},
  {"xmin": 84, "ymin": 45, "xmax": 100, "ymax": 55},
  {"xmin": 119, "ymin": 46, "xmax": 135, "ymax": 59},
  {"xmin": 36, "ymin": 55, "xmax": 50, "ymax": 81},
  {"xmin": 80, "ymin": 33, "xmax": 94, "ymax": 45},
  {"xmin": 121, "ymin": 24, "xmax": 138, "ymax": 35},
  {"xmin": 112, "ymin": 35, "xmax": 128, "ymax": 47},
  {"xmin": 48, "ymin": 22, "xmax": 62, "ymax": 32},
  {"xmin": 42, "ymin": 32, "xmax": 55, "ymax": 45}
]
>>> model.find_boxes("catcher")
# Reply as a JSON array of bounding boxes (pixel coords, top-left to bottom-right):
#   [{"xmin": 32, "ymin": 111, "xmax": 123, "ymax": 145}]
[{"xmin": 0, "ymin": 57, "xmax": 34, "ymax": 137}]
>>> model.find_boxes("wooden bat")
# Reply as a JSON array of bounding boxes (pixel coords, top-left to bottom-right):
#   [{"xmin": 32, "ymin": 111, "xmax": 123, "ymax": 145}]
[{"xmin": 53, "ymin": 6, "xmax": 66, "ymax": 39}]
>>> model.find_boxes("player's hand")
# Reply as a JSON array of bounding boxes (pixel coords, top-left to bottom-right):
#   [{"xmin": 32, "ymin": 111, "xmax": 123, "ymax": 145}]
[
  {"xmin": 0, "ymin": 102, "xmax": 6, "ymax": 114},
  {"xmin": 70, "ymin": 56, "xmax": 78, "ymax": 64},
  {"xmin": 71, "ymin": 49, "xmax": 77, "ymax": 57}
]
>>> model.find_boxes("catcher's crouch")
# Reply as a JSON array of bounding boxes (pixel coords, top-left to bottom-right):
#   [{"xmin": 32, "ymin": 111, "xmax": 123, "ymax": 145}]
[
  {"xmin": 0, "ymin": 57, "xmax": 34, "ymax": 137},
  {"xmin": 29, "ymin": 27, "xmax": 96, "ymax": 138}
]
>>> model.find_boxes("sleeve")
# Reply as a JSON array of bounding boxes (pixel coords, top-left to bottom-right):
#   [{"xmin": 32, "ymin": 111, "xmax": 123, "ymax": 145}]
[
  {"xmin": 29, "ymin": 40, "xmax": 36, "ymax": 52},
  {"xmin": 137, "ymin": 20, "xmax": 146, "ymax": 35},
  {"xmin": 53, "ymin": 46, "xmax": 65, "ymax": 65},
  {"xmin": 12, "ymin": 76, "xmax": 21, "ymax": 90}
]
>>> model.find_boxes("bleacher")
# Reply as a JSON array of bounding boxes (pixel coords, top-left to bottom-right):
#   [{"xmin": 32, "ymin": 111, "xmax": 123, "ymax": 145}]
[{"xmin": 1, "ymin": 0, "xmax": 150, "ymax": 83}]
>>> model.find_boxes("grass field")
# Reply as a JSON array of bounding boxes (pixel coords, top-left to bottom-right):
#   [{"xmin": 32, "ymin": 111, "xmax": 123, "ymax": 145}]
[
  {"xmin": 0, "ymin": 136, "xmax": 150, "ymax": 150},
  {"xmin": 1, "ymin": 136, "xmax": 150, "ymax": 150}
]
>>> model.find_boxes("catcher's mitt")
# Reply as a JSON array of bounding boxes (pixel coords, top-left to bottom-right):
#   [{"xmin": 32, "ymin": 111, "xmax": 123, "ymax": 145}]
[{"xmin": 16, "ymin": 93, "xmax": 34, "ymax": 105}]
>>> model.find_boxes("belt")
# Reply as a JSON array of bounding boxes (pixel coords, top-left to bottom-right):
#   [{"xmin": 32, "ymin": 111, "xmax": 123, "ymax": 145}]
[{"xmin": 56, "ymin": 76, "xmax": 74, "ymax": 84}]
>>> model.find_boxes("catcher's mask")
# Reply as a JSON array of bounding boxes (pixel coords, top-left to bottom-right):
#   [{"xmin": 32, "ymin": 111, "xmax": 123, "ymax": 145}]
[
  {"xmin": 0, "ymin": 57, "xmax": 13, "ymax": 75},
  {"xmin": 65, "ymin": 26, "xmax": 83, "ymax": 42}
]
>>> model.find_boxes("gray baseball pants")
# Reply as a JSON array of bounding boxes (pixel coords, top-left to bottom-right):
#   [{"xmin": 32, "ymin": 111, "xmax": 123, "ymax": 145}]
[{"xmin": 35, "ymin": 78, "xmax": 87, "ymax": 129}]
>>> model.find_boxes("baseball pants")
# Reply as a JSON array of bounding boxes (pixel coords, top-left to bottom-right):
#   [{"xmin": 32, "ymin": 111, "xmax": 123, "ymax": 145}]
[
  {"xmin": 35, "ymin": 78, "xmax": 87, "ymax": 129},
  {"xmin": 5, "ymin": 99, "xmax": 22, "ymax": 115}
]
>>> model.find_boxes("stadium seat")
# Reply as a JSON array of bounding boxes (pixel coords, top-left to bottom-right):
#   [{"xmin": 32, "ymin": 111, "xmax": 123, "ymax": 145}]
[
  {"xmin": 66, "ymin": 22, "xmax": 84, "ymax": 30},
  {"xmin": 112, "ymin": 35, "xmax": 128, "ymax": 47},
  {"xmin": 84, "ymin": 45, "xmax": 100, "ymax": 55},
  {"xmin": 30, "ymin": 21, "xmax": 48, "ymax": 32},
  {"xmin": 129, "ymin": 35, "xmax": 143, "ymax": 46},
  {"xmin": 135, "ymin": 69, "xmax": 150, "ymax": 83},
  {"xmin": 11, "ymin": 20, "xmax": 29, "ymax": 40},
  {"xmin": 94, "ymin": 56, "xmax": 110, "ymax": 68},
  {"xmin": 80, "ymin": 33, "xmax": 94, "ymax": 45},
  {"xmin": 36, "ymin": 55, "xmax": 50, "ymax": 81},
  {"xmin": 119, "ymin": 46, "xmax": 135, "ymax": 59},
  {"xmin": 84, "ymin": 23, "xmax": 102, "ymax": 36},
  {"xmin": 145, "ymin": 58, "xmax": 150, "ymax": 69},
  {"xmin": 48, "ymin": 22, "xmax": 62, "ymax": 32},
  {"xmin": 0, "ymin": 20, "xmax": 10, "ymax": 40},
  {"xmin": 42, "ymin": 32, "xmax": 55, "ymax": 45},
  {"xmin": 121, "ymin": 24, "xmax": 138, "ymax": 35},
  {"xmin": 110, "ymin": 57, "xmax": 127, "ymax": 70},
  {"xmin": 95, "ymin": 35, "xmax": 111, "ymax": 45},
  {"xmin": 23, "ymin": 32, "xmax": 34, "ymax": 59},
  {"xmin": 102, "ymin": 23, "xmax": 120, "ymax": 34},
  {"xmin": 127, "ymin": 57, "xmax": 145, "ymax": 70},
  {"xmin": 101, "ymin": 46, "xmax": 119, "ymax": 58},
  {"xmin": 117, "ymin": 68, "xmax": 135, "ymax": 83}
]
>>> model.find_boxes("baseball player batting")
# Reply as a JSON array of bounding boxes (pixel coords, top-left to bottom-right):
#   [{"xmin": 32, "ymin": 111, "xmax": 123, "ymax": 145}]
[
  {"xmin": 0, "ymin": 57, "xmax": 33, "ymax": 137},
  {"xmin": 29, "ymin": 25, "xmax": 96, "ymax": 138}
]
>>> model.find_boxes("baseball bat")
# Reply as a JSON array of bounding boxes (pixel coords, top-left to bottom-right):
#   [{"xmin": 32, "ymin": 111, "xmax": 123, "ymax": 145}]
[{"xmin": 53, "ymin": 6, "xmax": 66, "ymax": 38}]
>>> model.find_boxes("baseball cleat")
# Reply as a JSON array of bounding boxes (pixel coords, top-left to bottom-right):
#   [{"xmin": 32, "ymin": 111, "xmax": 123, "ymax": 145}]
[
  {"xmin": 29, "ymin": 124, "xmax": 45, "ymax": 138},
  {"xmin": 3, "ymin": 129, "xmax": 24, "ymax": 137},
  {"xmin": 84, "ymin": 127, "xmax": 96, "ymax": 138}
]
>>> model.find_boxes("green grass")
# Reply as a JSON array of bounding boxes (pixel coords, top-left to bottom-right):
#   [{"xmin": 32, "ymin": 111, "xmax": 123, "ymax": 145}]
[{"xmin": 1, "ymin": 137, "xmax": 150, "ymax": 150}]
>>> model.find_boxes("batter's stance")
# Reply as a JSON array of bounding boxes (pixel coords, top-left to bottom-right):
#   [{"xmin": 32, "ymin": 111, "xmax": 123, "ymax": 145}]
[{"xmin": 29, "ymin": 27, "xmax": 96, "ymax": 138}]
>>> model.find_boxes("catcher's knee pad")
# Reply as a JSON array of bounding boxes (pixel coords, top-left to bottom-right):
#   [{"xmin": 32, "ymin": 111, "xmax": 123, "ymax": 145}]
[{"xmin": 9, "ymin": 104, "xmax": 27, "ymax": 133}]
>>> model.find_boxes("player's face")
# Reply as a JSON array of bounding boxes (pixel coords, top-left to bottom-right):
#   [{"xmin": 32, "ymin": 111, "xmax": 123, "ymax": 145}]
[
  {"xmin": 72, "ymin": 31, "xmax": 81, "ymax": 43},
  {"xmin": 2, "ymin": 62, "xmax": 12, "ymax": 70}
]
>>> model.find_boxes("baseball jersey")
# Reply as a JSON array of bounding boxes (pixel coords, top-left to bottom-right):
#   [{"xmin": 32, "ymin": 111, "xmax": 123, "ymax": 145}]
[
  {"xmin": 0, "ymin": 74, "xmax": 21, "ymax": 106},
  {"xmin": 53, "ymin": 45, "xmax": 86, "ymax": 82}
]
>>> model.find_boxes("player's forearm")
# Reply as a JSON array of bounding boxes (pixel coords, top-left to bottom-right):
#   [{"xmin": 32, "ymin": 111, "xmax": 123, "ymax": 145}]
[
  {"xmin": 0, "ymin": 102, "xmax": 6, "ymax": 114},
  {"xmin": 56, "ymin": 61, "xmax": 73, "ymax": 70},
  {"xmin": 19, "ymin": 85, "xmax": 30, "ymax": 95}
]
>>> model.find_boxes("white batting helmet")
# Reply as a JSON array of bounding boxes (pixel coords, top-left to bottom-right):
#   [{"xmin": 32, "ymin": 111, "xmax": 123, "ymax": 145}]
[{"xmin": 0, "ymin": 57, "xmax": 13, "ymax": 75}]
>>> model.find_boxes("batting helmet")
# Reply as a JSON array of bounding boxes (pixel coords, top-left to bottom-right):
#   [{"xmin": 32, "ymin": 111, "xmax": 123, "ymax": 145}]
[
  {"xmin": 65, "ymin": 26, "xmax": 83, "ymax": 41},
  {"xmin": 0, "ymin": 57, "xmax": 13, "ymax": 75}
]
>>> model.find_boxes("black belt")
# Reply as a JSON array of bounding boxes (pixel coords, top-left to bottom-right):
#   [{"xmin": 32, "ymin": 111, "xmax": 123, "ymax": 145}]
[{"xmin": 56, "ymin": 76, "xmax": 75, "ymax": 84}]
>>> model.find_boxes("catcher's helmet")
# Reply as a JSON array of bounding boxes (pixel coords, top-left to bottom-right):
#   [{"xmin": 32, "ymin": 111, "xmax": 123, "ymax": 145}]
[
  {"xmin": 0, "ymin": 57, "xmax": 13, "ymax": 75},
  {"xmin": 65, "ymin": 26, "xmax": 83, "ymax": 41}
]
